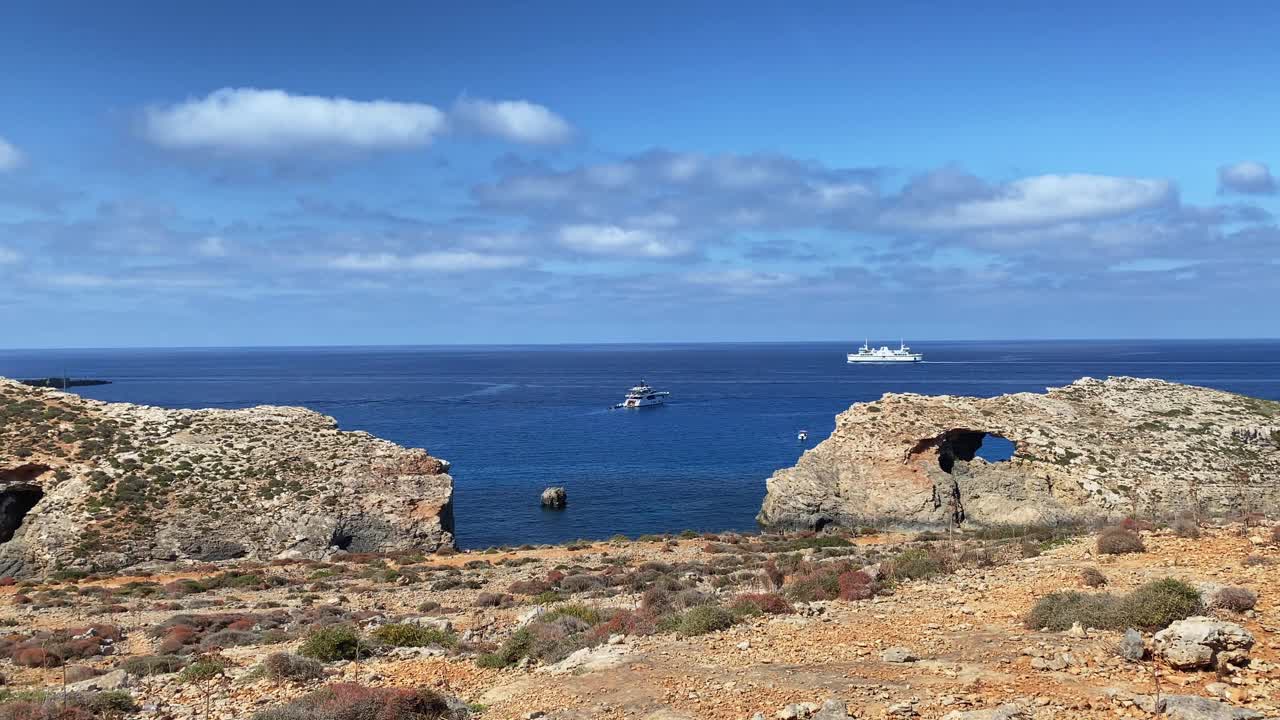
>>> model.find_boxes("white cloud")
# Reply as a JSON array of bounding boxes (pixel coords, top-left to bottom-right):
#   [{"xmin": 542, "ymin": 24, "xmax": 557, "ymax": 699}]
[
  {"xmin": 144, "ymin": 88, "xmax": 448, "ymax": 152},
  {"xmin": 451, "ymin": 98, "xmax": 573, "ymax": 144},
  {"xmin": 886, "ymin": 174, "xmax": 1174, "ymax": 230},
  {"xmin": 1217, "ymin": 161, "xmax": 1276, "ymax": 195},
  {"xmin": 557, "ymin": 224, "xmax": 692, "ymax": 258},
  {"xmin": 327, "ymin": 251, "xmax": 528, "ymax": 272},
  {"xmin": 0, "ymin": 136, "xmax": 23, "ymax": 171},
  {"xmin": 0, "ymin": 247, "xmax": 20, "ymax": 264},
  {"xmin": 197, "ymin": 235, "xmax": 229, "ymax": 257},
  {"xmin": 685, "ymin": 269, "xmax": 799, "ymax": 290}
]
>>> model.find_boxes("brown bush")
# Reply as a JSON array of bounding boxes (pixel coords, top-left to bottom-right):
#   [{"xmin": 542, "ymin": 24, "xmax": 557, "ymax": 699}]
[
  {"xmin": 731, "ymin": 593, "xmax": 794, "ymax": 615},
  {"xmin": 1080, "ymin": 567, "xmax": 1108, "ymax": 587},
  {"xmin": 1171, "ymin": 513, "xmax": 1200, "ymax": 539},
  {"xmin": 1213, "ymin": 587, "xmax": 1257, "ymax": 612},
  {"xmin": 1097, "ymin": 527, "xmax": 1145, "ymax": 555},
  {"xmin": 14, "ymin": 646, "xmax": 61, "ymax": 668},
  {"xmin": 836, "ymin": 570, "xmax": 876, "ymax": 600}
]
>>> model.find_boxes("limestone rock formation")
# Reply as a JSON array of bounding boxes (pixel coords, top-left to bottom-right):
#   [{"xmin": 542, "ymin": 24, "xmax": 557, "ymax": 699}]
[
  {"xmin": 1153, "ymin": 616, "xmax": 1254, "ymax": 670},
  {"xmin": 0, "ymin": 378, "xmax": 454, "ymax": 578},
  {"xmin": 758, "ymin": 377, "xmax": 1280, "ymax": 531}
]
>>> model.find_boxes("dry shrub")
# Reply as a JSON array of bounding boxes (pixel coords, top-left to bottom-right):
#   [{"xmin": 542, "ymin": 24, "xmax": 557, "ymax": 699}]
[
  {"xmin": 730, "ymin": 593, "xmax": 794, "ymax": 616},
  {"xmin": 1171, "ymin": 513, "xmax": 1201, "ymax": 539},
  {"xmin": 252, "ymin": 683, "xmax": 458, "ymax": 720},
  {"xmin": 260, "ymin": 652, "xmax": 325, "ymax": 681},
  {"xmin": 836, "ymin": 570, "xmax": 877, "ymax": 600},
  {"xmin": 1096, "ymin": 527, "xmax": 1145, "ymax": 555},
  {"xmin": 473, "ymin": 593, "xmax": 513, "ymax": 608},
  {"xmin": 14, "ymin": 646, "xmax": 61, "ymax": 668},
  {"xmin": 1080, "ymin": 567, "xmax": 1108, "ymax": 587},
  {"xmin": 1212, "ymin": 587, "xmax": 1257, "ymax": 613}
]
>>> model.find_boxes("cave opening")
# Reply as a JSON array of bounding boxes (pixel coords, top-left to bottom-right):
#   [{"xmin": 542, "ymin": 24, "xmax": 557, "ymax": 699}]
[
  {"xmin": 0, "ymin": 485, "xmax": 44, "ymax": 544},
  {"xmin": 330, "ymin": 529, "xmax": 354, "ymax": 551},
  {"xmin": 934, "ymin": 430, "xmax": 1015, "ymax": 472}
]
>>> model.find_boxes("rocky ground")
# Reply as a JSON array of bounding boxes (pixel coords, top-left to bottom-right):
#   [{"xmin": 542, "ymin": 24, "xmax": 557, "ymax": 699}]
[{"xmin": 2, "ymin": 523, "xmax": 1277, "ymax": 720}]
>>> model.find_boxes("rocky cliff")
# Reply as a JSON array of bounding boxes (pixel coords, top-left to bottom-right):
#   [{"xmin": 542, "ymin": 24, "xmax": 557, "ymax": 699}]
[
  {"xmin": 0, "ymin": 378, "xmax": 454, "ymax": 578},
  {"xmin": 758, "ymin": 377, "xmax": 1280, "ymax": 531}
]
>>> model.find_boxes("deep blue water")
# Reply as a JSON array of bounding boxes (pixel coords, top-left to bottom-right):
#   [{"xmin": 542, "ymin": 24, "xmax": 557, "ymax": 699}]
[{"xmin": 2, "ymin": 340, "xmax": 1278, "ymax": 548}]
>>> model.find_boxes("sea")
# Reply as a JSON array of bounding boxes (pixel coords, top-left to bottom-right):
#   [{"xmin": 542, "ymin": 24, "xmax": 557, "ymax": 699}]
[{"xmin": 2, "ymin": 340, "xmax": 1277, "ymax": 549}]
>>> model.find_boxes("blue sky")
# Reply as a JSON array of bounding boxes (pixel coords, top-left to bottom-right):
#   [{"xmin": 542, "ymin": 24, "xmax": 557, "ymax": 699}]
[{"xmin": 1, "ymin": 1, "xmax": 1277, "ymax": 347}]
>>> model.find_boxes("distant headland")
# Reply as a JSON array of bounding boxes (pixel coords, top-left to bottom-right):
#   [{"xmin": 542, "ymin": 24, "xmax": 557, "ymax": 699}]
[{"xmin": 17, "ymin": 377, "xmax": 112, "ymax": 389}]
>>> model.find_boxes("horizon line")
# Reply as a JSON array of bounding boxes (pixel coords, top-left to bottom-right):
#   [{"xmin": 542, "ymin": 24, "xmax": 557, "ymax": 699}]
[{"xmin": 3, "ymin": 336, "xmax": 1279, "ymax": 353}]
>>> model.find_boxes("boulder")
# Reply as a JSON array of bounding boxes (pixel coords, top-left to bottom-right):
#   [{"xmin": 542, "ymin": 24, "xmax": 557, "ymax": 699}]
[
  {"xmin": 881, "ymin": 646, "xmax": 918, "ymax": 663},
  {"xmin": 1161, "ymin": 695, "xmax": 1263, "ymax": 720},
  {"xmin": 67, "ymin": 669, "xmax": 130, "ymax": 692},
  {"xmin": 1118, "ymin": 628, "xmax": 1145, "ymax": 661},
  {"xmin": 813, "ymin": 699, "xmax": 850, "ymax": 719},
  {"xmin": 540, "ymin": 486, "xmax": 567, "ymax": 508},
  {"xmin": 1153, "ymin": 617, "xmax": 1254, "ymax": 670}
]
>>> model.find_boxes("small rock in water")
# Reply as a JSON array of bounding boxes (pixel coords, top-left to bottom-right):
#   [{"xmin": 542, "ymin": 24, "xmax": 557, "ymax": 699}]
[{"xmin": 540, "ymin": 486, "xmax": 567, "ymax": 508}]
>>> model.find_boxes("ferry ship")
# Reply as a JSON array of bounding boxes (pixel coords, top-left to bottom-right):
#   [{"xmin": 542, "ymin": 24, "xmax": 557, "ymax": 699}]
[
  {"xmin": 846, "ymin": 340, "xmax": 923, "ymax": 363},
  {"xmin": 614, "ymin": 381, "xmax": 670, "ymax": 408}
]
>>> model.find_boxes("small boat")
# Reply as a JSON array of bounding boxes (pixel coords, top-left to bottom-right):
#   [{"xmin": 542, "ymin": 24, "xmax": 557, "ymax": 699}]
[
  {"xmin": 613, "ymin": 381, "xmax": 670, "ymax": 409},
  {"xmin": 846, "ymin": 339, "xmax": 923, "ymax": 363},
  {"xmin": 797, "ymin": 430, "xmax": 809, "ymax": 442}
]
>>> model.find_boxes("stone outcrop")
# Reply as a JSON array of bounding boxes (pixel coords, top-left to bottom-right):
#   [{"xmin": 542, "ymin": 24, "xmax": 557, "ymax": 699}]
[
  {"xmin": 758, "ymin": 377, "xmax": 1280, "ymax": 531},
  {"xmin": 1153, "ymin": 616, "xmax": 1254, "ymax": 670},
  {"xmin": 0, "ymin": 378, "xmax": 454, "ymax": 578}
]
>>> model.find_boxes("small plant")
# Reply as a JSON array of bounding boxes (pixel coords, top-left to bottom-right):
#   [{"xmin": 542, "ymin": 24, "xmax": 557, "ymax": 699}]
[
  {"xmin": 1080, "ymin": 567, "xmax": 1108, "ymax": 587},
  {"xmin": 259, "ymin": 652, "xmax": 325, "ymax": 681},
  {"xmin": 1097, "ymin": 527, "xmax": 1145, "ymax": 555},
  {"xmin": 1025, "ymin": 578, "xmax": 1201, "ymax": 632},
  {"xmin": 121, "ymin": 654, "xmax": 188, "ymax": 676},
  {"xmin": 730, "ymin": 593, "xmax": 794, "ymax": 616},
  {"xmin": 1211, "ymin": 587, "xmax": 1257, "ymax": 613},
  {"xmin": 886, "ymin": 548, "xmax": 947, "ymax": 580},
  {"xmin": 1171, "ymin": 513, "xmax": 1200, "ymax": 539},
  {"xmin": 677, "ymin": 605, "xmax": 737, "ymax": 636},
  {"xmin": 252, "ymin": 683, "xmax": 458, "ymax": 720},
  {"xmin": 298, "ymin": 625, "xmax": 363, "ymax": 662},
  {"xmin": 370, "ymin": 624, "xmax": 457, "ymax": 648}
]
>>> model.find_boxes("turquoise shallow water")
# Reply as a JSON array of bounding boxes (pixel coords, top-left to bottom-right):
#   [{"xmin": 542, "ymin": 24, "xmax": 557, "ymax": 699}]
[{"xmin": 3, "ymin": 340, "xmax": 1277, "ymax": 548}]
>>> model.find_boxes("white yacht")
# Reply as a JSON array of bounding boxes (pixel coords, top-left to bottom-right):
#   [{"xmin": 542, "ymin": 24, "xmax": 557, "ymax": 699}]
[
  {"xmin": 614, "ymin": 381, "xmax": 670, "ymax": 408},
  {"xmin": 847, "ymin": 340, "xmax": 923, "ymax": 363}
]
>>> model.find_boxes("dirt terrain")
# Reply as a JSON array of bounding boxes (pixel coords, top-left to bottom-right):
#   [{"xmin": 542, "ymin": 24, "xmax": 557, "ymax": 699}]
[{"xmin": 2, "ymin": 524, "xmax": 1276, "ymax": 719}]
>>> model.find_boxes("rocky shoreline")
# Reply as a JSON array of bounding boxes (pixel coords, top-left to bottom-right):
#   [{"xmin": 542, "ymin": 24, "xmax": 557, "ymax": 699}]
[{"xmin": 0, "ymin": 378, "xmax": 454, "ymax": 579}]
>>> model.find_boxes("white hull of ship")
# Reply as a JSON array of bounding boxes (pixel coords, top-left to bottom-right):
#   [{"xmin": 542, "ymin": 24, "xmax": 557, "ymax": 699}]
[{"xmin": 847, "ymin": 354, "xmax": 922, "ymax": 363}]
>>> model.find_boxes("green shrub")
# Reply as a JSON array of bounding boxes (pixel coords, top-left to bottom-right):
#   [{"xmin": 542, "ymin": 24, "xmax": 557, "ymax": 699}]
[
  {"xmin": 1025, "ymin": 577, "xmax": 1201, "ymax": 632},
  {"xmin": 370, "ymin": 624, "xmax": 457, "ymax": 648},
  {"xmin": 886, "ymin": 548, "xmax": 946, "ymax": 580},
  {"xmin": 298, "ymin": 625, "xmax": 363, "ymax": 662},
  {"xmin": 1119, "ymin": 578, "xmax": 1201, "ymax": 630},
  {"xmin": 121, "ymin": 654, "xmax": 187, "ymax": 676},
  {"xmin": 544, "ymin": 603, "xmax": 603, "ymax": 625},
  {"xmin": 1025, "ymin": 591, "xmax": 1123, "ymax": 631},
  {"xmin": 1096, "ymin": 527, "xmax": 1145, "ymax": 555},
  {"xmin": 677, "ymin": 605, "xmax": 737, "ymax": 636}
]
